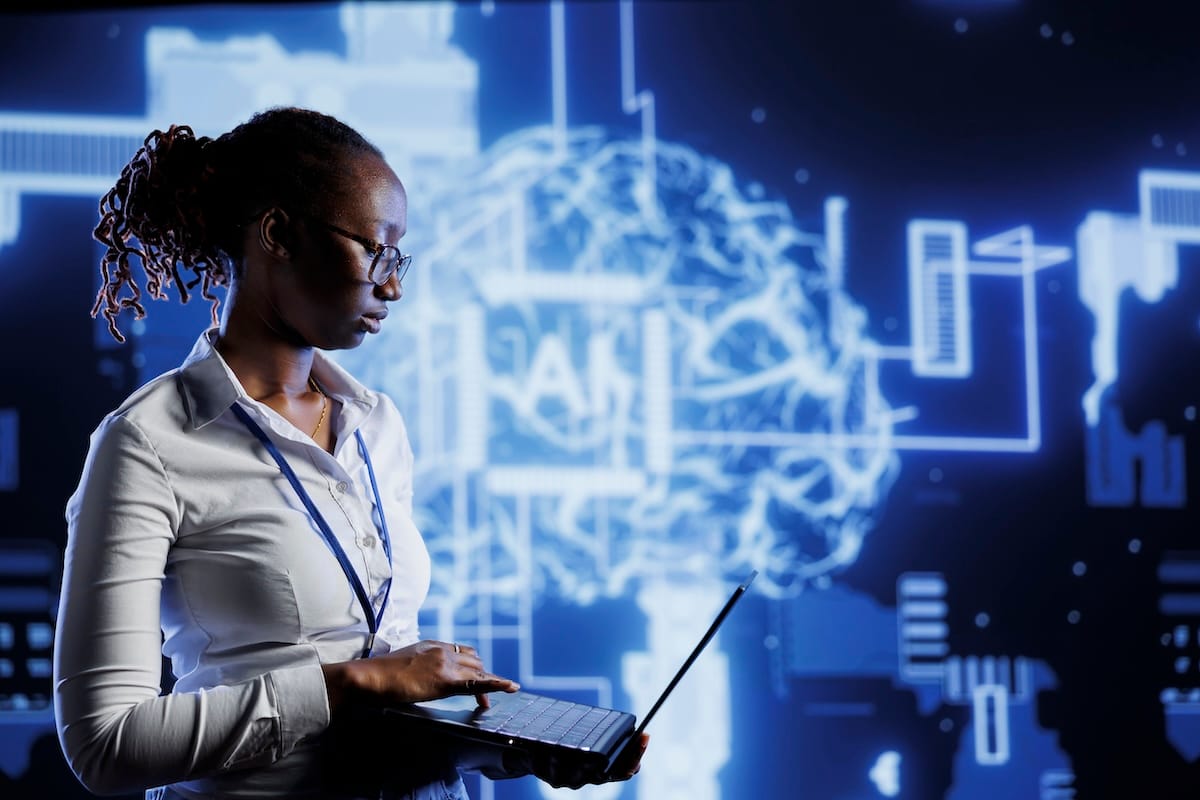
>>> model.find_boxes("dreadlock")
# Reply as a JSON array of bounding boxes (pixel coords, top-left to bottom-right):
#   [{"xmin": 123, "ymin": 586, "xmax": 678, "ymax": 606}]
[{"xmin": 91, "ymin": 107, "xmax": 382, "ymax": 342}]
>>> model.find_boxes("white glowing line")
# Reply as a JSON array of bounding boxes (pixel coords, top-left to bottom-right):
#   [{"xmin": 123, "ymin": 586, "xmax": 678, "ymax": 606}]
[
  {"xmin": 825, "ymin": 196, "xmax": 847, "ymax": 290},
  {"xmin": 551, "ymin": 1, "xmax": 567, "ymax": 157},
  {"xmin": 870, "ymin": 345, "xmax": 916, "ymax": 360},
  {"xmin": 477, "ymin": 272, "xmax": 646, "ymax": 304},
  {"xmin": 486, "ymin": 467, "xmax": 646, "ymax": 495},
  {"xmin": 0, "ymin": 112, "xmax": 151, "ymax": 134},
  {"xmin": 673, "ymin": 429, "xmax": 1039, "ymax": 453},
  {"xmin": 1021, "ymin": 245, "xmax": 1043, "ymax": 450},
  {"xmin": 1140, "ymin": 169, "xmax": 1200, "ymax": 242},
  {"xmin": 619, "ymin": 0, "xmax": 657, "ymax": 211},
  {"xmin": 0, "ymin": 174, "xmax": 113, "ymax": 194},
  {"xmin": 908, "ymin": 219, "xmax": 971, "ymax": 378},
  {"xmin": 973, "ymin": 683, "xmax": 1011, "ymax": 765}
]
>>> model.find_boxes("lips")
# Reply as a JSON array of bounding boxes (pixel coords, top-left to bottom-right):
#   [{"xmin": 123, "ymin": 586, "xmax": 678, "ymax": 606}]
[{"xmin": 361, "ymin": 309, "xmax": 387, "ymax": 334}]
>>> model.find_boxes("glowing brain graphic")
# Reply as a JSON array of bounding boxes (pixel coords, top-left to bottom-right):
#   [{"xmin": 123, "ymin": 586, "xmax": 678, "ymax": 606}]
[{"xmin": 338, "ymin": 126, "xmax": 898, "ymax": 605}]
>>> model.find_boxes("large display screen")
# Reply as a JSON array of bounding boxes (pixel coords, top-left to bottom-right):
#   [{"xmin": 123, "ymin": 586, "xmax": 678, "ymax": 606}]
[{"xmin": 0, "ymin": 2, "xmax": 1197, "ymax": 797}]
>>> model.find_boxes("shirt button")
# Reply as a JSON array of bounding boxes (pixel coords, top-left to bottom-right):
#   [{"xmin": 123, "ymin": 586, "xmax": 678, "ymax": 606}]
[
  {"xmin": 361, "ymin": 535, "xmax": 376, "ymax": 549},
  {"xmin": 335, "ymin": 481, "xmax": 348, "ymax": 493}
]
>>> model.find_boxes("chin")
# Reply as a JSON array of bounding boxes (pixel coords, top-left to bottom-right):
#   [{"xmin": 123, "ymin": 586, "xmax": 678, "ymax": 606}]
[{"xmin": 309, "ymin": 329, "xmax": 367, "ymax": 352}]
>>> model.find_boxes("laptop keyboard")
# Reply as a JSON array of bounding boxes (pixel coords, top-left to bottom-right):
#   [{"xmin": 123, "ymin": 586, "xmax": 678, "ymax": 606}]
[{"xmin": 474, "ymin": 694, "xmax": 624, "ymax": 750}]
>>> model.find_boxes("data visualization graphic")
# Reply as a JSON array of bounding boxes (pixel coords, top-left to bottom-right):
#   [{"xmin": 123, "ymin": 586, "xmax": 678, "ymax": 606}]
[{"xmin": 0, "ymin": 2, "xmax": 1198, "ymax": 798}]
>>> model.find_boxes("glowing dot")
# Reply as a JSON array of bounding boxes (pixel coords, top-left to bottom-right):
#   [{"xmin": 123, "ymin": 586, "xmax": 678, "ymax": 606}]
[
  {"xmin": 1061, "ymin": 31, "xmax": 1075, "ymax": 46},
  {"xmin": 1176, "ymin": 657, "xmax": 1191, "ymax": 674},
  {"xmin": 1039, "ymin": 23, "xmax": 1053, "ymax": 38},
  {"xmin": 107, "ymin": 23, "xmax": 120, "ymax": 38},
  {"xmin": 1185, "ymin": 406, "xmax": 1196, "ymax": 421},
  {"xmin": 939, "ymin": 717, "xmax": 954, "ymax": 732},
  {"xmin": 1163, "ymin": 633, "xmax": 1175, "ymax": 646},
  {"xmin": 1067, "ymin": 610, "xmax": 1081, "ymax": 624},
  {"xmin": 1178, "ymin": 142, "xmax": 1188, "ymax": 156},
  {"xmin": 794, "ymin": 168, "xmax": 810, "ymax": 184},
  {"xmin": 131, "ymin": 319, "xmax": 147, "ymax": 336},
  {"xmin": 929, "ymin": 467, "xmax": 943, "ymax": 483},
  {"xmin": 1072, "ymin": 561, "xmax": 1087, "ymax": 577},
  {"xmin": 954, "ymin": 18, "xmax": 968, "ymax": 33},
  {"xmin": 975, "ymin": 612, "xmax": 990, "ymax": 628},
  {"xmin": 763, "ymin": 635, "xmax": 779, "ymax": 650},
  {"xmin": 883, "ymin": 316, "xmax": 898, "ymax": 332},
  {"xmin": 1047, "ymin": 279, "xmax": 1061, "ymax": 294},
  {"xmin": 1129, "ymin": 538, "xmax": 1142, "ymax": 554},
  {"xmin": 747, "ymin": 181, "xmax": 765, "ymax": 199},
  {"xmin": 751, "ymin": 107, "xmax": 767, "ymax": 124},
  {"xmin": 1152, "ymin": 134, "xmax": 1165, "ymax": 148}
]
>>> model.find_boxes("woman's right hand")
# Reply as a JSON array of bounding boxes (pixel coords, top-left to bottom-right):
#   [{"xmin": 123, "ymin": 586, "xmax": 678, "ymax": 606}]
[{"xmin": 322, "ymin": 640, "xmax": 519, "ymax": 712}]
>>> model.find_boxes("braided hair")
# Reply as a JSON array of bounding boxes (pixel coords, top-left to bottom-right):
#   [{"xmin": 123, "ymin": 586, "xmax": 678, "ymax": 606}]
[{"xmin": 91, "ymin": 106, "xmax": 383, "ymax": 342}]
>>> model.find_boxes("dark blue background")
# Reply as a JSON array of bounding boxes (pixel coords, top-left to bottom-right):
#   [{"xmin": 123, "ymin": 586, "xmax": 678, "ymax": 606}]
[{"xmin": 1, "ymin": 1, "xmax": 1199, "ymax": 798}]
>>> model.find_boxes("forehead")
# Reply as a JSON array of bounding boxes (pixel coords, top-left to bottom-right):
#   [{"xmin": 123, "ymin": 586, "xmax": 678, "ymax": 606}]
[{"xmin": 329, "ymin": 152, "xmax": 407, "ymax": 233}]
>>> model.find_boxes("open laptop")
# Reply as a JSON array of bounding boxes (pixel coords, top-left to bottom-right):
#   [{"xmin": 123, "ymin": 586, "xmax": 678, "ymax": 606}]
[{"xmin": 383, "ymin": 571, "xmax": 757, "ymax": 777}]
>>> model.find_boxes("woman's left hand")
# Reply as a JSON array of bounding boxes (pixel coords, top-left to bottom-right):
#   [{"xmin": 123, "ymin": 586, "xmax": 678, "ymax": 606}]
[{"xmin": 528, "ymin": 733, "xmax": 649, "ymax": 789}]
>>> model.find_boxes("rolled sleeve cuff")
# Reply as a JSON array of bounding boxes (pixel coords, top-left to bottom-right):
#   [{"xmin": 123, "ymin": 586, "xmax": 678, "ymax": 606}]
[{"xmin": 268, "ymin": 662, "xmax": 332, "ymax": 755}]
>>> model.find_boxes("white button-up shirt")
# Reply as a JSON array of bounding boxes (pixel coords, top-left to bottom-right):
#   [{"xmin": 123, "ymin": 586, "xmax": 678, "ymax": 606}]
[{"xmin": 53, "ymin": 330, "xmax": 434, "ymax": 798}]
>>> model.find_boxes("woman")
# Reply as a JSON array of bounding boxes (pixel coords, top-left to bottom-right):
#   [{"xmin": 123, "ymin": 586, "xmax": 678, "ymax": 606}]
[{"xmin": 54, "ymin": 107, "xmax": 645, "ymax": 799}]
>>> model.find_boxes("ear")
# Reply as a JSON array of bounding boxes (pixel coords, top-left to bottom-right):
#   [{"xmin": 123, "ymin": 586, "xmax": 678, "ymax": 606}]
[{"xmin": 256, "ymin": 207, "xmax": 293, "ymax": 261}]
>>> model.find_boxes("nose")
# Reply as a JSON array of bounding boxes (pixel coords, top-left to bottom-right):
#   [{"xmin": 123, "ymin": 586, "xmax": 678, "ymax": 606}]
[{"xmin": 376, "ymin": 270, "xmax": 402, "ymax": 301}]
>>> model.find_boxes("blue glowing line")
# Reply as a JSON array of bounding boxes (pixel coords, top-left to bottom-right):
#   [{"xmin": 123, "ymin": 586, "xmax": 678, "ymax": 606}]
[
  {"xmin": 0, "ymin": 409, "xmax": 16, "ymax": 491},
  {"xmin": 1159, "ymin": 560, "xmax": 1200, "ymax": 584},
  {"xmin": 1040, "ymin": 769, "xmax": 1077, "ymax": 800},
  {"xmin": 1160, "ymin": 594, "xmax": 1200, "ymax": 616}
]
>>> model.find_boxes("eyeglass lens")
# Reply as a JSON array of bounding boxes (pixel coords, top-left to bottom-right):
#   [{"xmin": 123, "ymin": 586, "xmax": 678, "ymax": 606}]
[{"xmin": 371, "ymin": 249, "xmax": 411, "ymax": 286}]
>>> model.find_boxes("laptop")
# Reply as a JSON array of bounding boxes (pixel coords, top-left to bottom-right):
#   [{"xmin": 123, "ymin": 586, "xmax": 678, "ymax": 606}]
[{"xmin": 382, "ymin": 572, "xmax": 757, "ymax": 777}]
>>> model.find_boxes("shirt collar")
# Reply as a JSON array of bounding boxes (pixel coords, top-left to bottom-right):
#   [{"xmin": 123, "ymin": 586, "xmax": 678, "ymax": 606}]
[{"xmin": 178, "ymin": 328, "xmax": 378, "ymax": 430}]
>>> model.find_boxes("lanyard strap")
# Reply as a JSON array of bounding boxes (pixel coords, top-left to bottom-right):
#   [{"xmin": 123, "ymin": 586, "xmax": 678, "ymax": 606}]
[{"xmin": 231, "ymin": 403, "xmax": 392, "ymax": 659}]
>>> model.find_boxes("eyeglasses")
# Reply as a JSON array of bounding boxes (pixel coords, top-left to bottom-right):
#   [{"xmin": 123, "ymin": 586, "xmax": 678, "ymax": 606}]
[{"xmin": 312, "ymin": 219, "xmax": 412, "ymax": 286}]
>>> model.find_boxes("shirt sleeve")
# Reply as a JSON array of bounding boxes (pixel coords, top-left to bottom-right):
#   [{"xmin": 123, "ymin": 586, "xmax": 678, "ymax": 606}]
[{"xmin": 53, "ymin": 414, "xmax": 332, "ymax": 795}]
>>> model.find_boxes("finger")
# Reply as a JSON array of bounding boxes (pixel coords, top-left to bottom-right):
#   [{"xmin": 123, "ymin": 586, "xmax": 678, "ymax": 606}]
[
  {"xmin": 456, "ymin": 673, "xmax": 520, "ymax": 696},
  {"xmin": 632, "ymin": 733, "xmax": 650, "ymax": 771},
  {"xmin": 448, "ymin": 641, "xmax": 478, "ymax": 657},
  {"xmin": 445, "ymin": 646, "xmax": 489, "ymax": 680},
  {"xmin": 455, "ymin": 652, "xmax": 488, "ymax": 674},
  {"xmin": 613, "ymin": 733, "xmax": 649, "ymax": 780},
  {"xmin": 475, "ymin": 692, "xmax": 490, "ymax": 709}
]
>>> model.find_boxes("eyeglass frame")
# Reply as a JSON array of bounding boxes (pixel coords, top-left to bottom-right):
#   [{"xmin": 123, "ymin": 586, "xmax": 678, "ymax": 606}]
[{"xmin": 309, "ymin": 219, "xmax": 412, "ymax": 287}]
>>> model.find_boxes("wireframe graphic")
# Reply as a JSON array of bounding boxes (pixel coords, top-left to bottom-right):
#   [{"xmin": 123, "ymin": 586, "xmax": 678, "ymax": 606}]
[
  {"xmin": 1158, "ymin": 553, "xmax": 1200, "ymax": 762},
  {"xmin": 944, "ymin": 661, "xmax": 1074, "ymax": 799},
  {"xmin": 1078, "ymin": 188, "xmax": 1188, "ymax": 508},
  {"xmin": 0, "ymin": 541, "xmax": 58, "ymax": 778},
  {"xmin": 0, "ymin": 1, "xmax": 1195, "ymax": 798}
]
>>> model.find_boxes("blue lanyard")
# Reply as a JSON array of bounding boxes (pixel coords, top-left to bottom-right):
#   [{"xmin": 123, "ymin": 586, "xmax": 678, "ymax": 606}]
[{"xmin": 231, "ymin": 403, "xmax": 393, "ymax": 659}]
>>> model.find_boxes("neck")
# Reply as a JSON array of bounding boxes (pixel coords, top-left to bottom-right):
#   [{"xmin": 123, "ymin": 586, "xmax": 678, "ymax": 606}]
[{"xmin": 215, "ymin": 299, "xmax": 316, "ymax": 401}]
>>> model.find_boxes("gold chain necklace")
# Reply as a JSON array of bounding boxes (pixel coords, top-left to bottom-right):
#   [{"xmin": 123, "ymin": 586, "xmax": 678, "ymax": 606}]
[{"xmin": 308, "ymin": 377, "xmax": 328, "ymax": 438}]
